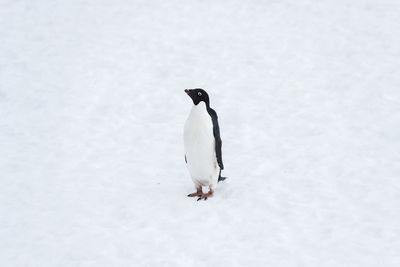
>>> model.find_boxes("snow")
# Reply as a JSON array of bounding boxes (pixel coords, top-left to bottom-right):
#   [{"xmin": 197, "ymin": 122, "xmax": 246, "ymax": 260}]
[{"xmin": 1, "ymin": 0, "xmax": 400, "ymax": 266}]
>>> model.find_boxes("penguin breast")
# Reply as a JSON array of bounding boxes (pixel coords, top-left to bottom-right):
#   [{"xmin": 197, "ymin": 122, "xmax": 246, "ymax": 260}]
[{"xmin": 184, "ymin": 102, "xmax": 219, "ymax": 184}]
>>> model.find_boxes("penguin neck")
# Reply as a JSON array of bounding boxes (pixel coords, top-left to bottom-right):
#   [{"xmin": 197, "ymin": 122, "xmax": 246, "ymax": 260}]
[
  {"xmin": 193, "ymin": 101, "xmax": 210, "ymax": 111},
  {"xmin": 190, "ymin": 101, "xmax": 209, "ymax": 117}
]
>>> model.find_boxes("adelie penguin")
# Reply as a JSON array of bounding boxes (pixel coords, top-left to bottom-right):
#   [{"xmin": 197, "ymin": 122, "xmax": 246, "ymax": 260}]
[{"xmin": 184, "ymin": 88, "xmax": 226, "ymax": 201}]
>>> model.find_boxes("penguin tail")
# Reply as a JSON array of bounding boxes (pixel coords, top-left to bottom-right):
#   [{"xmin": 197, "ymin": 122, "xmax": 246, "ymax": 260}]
[
  {"xmin": 218, "ymin": 176, "xmax": 227, "ymax": 182},
  {"xmin": 218, "ymin": 169, "xmax": 227, "ymax": 182}
]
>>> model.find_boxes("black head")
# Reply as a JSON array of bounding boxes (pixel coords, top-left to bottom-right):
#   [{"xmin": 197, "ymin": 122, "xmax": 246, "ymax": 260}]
[{"xmin": 184, "ymin": 88, "xmax": 210, "ymax": 106}]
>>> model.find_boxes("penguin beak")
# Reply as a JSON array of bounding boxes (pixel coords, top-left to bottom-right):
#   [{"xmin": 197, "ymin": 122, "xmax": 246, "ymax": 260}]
[{"xmin": 184, "ymin": 89, "xmax": 190, "ymax": 95}]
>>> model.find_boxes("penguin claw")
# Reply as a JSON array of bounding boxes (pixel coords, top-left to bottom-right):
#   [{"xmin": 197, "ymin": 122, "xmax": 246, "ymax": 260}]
[{"xmin": 188, "ymin": 191, "xmax": 203, "ymax": 197}]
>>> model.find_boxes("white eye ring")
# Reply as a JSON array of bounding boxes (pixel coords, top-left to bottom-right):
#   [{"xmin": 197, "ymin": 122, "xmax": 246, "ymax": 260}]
[{"xmin": 198, "ymin": 92, "xmax": 202, "ymax": 96}]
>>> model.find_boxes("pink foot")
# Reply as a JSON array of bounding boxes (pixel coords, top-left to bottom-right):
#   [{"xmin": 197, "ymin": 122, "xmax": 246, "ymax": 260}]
[
  {"xmin": 188, "ymin": 187, "xmax": 203, "ymax": 197},
  {"xmin": 197, "ymin": 189, "xmax": 214, "ymax": 201}
]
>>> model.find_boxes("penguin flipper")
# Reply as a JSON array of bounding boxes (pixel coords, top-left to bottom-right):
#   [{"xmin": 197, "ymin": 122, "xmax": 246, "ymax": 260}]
[{"xmin": 207, "ymin": 107, "xmax": 224, "ymax": 170}]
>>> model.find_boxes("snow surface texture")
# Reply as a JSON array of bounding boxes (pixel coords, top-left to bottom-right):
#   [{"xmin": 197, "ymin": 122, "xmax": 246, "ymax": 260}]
[{"xmin": 1, "ymin": 0, "xmax": 400, "ymax": 266}]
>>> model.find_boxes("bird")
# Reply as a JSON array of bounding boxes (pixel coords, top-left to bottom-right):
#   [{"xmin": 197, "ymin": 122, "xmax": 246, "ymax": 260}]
[{"xmin": 183, "ymin": 88, "xmax": 226, "ymax": 201}]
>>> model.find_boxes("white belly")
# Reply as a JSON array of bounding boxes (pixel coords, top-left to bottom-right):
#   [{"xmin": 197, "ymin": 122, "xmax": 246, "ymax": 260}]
[{"xmin": 184, "ymin": 102, "xmax": 220, "ymax": 188}]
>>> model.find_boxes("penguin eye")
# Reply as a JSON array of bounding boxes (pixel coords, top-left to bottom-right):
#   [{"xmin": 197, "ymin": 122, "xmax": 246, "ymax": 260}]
[{"xmin": 198, "ymin": 92, "xmax": 202, "ymax": 96}]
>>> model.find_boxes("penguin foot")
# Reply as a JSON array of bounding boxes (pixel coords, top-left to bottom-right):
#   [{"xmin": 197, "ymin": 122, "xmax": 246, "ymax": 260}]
[
  {"xmin": 188, "ymin": 192, "xmax": 203, "ymax": 197},
  {"xmin": 197, "ymin": 190, "xmax": 214, "ymax": 201},
  {"xmin": 188, "ymin": 187, "xmax": 203, "ymax": 197}
]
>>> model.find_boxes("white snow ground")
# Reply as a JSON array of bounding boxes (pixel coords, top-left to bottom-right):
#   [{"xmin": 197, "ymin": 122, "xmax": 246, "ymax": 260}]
[{"xmin": 1, "ymin": 0, "xmax": 400, "ymax": 266}]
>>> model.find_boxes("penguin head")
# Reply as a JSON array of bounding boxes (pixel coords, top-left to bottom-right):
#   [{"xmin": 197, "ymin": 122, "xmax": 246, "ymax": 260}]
[{"xmin": 184, "ymin": 88, "xmax": 210, "ymax": 106}]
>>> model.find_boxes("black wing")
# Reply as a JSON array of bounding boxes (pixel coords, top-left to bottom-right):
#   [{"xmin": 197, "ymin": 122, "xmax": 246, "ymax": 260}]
[{"xmin": 207, "ymin": 107, "xmax": 224, "ymax": 170}]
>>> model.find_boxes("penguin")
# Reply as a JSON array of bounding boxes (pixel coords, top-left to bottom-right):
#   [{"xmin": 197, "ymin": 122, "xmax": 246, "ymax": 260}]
[{"xmin": 184, "ymin": 88, "xmax": 226, "ymax": 201}]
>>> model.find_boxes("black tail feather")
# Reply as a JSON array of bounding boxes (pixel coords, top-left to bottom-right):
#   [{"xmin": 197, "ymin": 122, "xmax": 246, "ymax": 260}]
[
  {"xmin": 218, "ymin": 176, "xmax": 227, "ymax": 182},
  {"xmin": 218, "ymin": 169, "xmax": 227, "ymax": 182}
]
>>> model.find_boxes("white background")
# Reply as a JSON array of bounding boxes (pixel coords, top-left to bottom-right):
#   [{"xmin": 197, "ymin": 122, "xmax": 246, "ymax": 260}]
[{"xmin": 1, "ymin": 0, "xmax": 399, "ymax": 266}]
